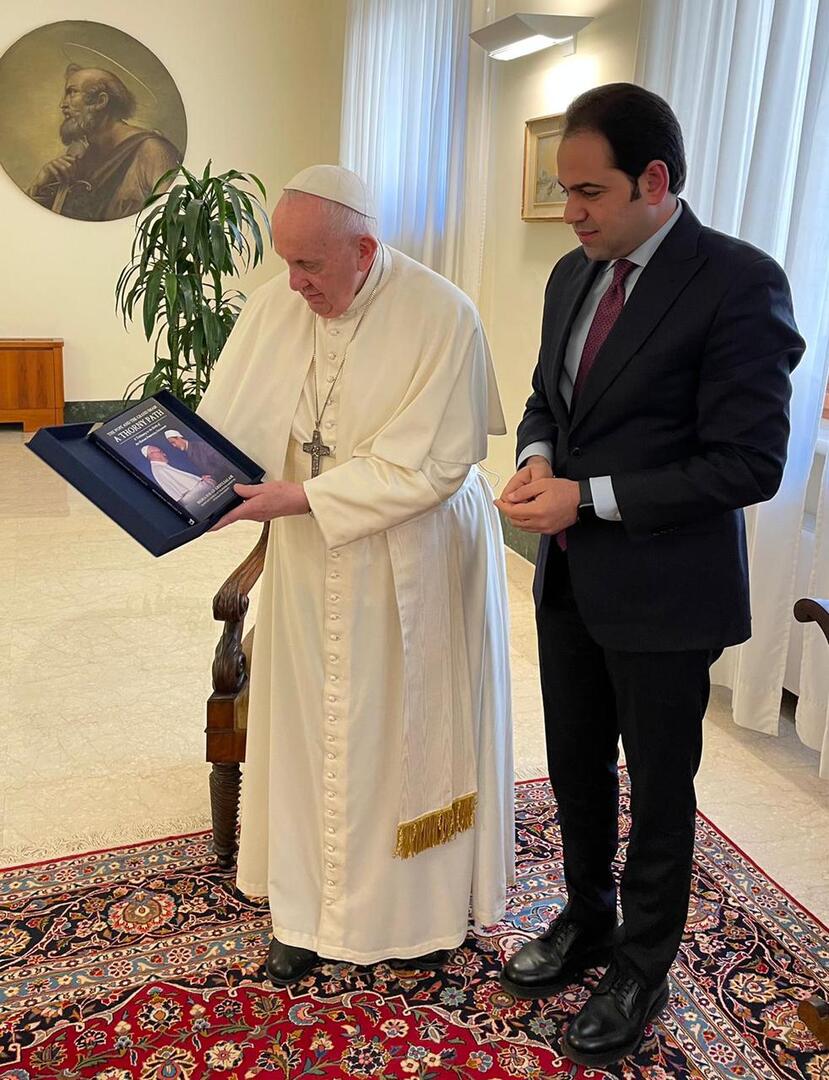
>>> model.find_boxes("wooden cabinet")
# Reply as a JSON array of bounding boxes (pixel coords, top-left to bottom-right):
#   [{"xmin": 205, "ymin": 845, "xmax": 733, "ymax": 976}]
[{"xmin": 0, "ymin": 339, "xmax": 64, "ymax": 430}]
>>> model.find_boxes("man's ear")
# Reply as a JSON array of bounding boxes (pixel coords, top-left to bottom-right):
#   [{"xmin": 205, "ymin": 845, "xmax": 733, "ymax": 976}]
[
  {"xmin": 357, "ymin": 234, "xmax": 379, "ymax": 271},
  {"xmin": 642, "ymin": 160, "xmax": 671, "ymax": 204},
  {"xmin": 93, "ymin": 91, "xmax": 110, "ymax": 114}
]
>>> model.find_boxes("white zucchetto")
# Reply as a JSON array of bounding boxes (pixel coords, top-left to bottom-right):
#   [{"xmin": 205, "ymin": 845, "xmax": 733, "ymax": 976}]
[{"xmin": 282, "ymin": 164, "xmax": 377, "ymax": 219}]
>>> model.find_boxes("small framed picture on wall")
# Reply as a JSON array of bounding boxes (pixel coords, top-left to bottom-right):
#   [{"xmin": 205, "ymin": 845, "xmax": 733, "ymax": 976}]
[{"xmin": 522, "ymin": 113, "xmax": 566, "ymax": 221}]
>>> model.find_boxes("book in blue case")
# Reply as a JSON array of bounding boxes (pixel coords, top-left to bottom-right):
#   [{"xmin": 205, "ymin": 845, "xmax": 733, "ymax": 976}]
[{"xmin": 27, "ymin": 390, "xmax": 265, "ymax": 556}]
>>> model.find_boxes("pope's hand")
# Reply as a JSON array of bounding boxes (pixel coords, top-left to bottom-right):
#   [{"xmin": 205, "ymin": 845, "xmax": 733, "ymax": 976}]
[
  {"xmin": 495, "ymin": 474, "xmax": 580, "ymax": 534},
  {"xmin": 210, "ymin": 481, "xmax": 310, "ymax": 531}
]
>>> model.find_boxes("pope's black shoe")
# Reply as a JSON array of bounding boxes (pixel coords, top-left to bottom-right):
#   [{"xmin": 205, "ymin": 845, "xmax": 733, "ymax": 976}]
[
  {"xmin": 265, "ymin": 937, "xmax": 318, "ymax": 986},
  {"xmin": 499, "ymin": 908, "xmax": 616, "ymax": 999},
  {"xmin": 561, "ymin": 961, "xmax": 670, "ymax": 1066}
]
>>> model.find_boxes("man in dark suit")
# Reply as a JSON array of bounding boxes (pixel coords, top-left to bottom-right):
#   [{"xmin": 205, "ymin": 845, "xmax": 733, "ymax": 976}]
[{"xmin": 496, "ymin": 83, "xmax": 804, "ymax": 1068}]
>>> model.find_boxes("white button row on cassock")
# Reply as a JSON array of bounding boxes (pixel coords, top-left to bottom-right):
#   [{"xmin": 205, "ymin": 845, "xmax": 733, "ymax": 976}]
[{"xmin": 318, "ymin": 334, "xmax": 346, "ymax": 912}]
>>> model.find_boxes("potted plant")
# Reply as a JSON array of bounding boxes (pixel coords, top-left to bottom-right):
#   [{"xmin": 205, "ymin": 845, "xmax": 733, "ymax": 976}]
[{"xmin": 115, "ymin": 161, "xmax": 271, "ymax": 408}]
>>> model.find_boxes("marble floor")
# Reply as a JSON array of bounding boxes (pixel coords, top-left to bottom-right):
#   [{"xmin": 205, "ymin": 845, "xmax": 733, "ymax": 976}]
[{"xmin": 2, "ymin": 426, "xmax": 829, "ymax": 925}]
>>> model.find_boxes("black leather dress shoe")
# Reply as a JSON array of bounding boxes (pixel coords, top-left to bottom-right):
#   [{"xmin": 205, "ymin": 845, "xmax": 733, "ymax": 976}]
[
  {"xmin": 499, "ymin": 909, "xmax": 616, "ymax": 999},
  {"xmin": 265, "ymin": 937, "xmax": 319, "ymax": 986},
  {"xmin": 389, "ymin": 949, "xmax": 449, "ymax": 970},
  {"xmin": 562, "ymin": 961, "xmax": 670, "ymax": 1066}
]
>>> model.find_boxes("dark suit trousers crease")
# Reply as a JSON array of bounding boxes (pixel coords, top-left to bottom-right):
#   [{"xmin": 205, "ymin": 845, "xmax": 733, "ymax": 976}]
[{"xmin": 536, "ymin": 552, "xmax": 716, "ymax": 988}]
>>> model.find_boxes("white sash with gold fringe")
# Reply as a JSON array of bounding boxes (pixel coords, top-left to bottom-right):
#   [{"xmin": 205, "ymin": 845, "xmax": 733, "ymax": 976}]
[{"xmin": 387, "ymin": 467, "xmax": 486, "ymax": 858}]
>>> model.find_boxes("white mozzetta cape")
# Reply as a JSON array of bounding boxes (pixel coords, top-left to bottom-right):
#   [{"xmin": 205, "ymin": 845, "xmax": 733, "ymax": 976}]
[
  {"xmin": 199, "ymin": 246, "xmax": 513, "ymax": 960},
  {"xmin": 200, "ymin": 247, "xmax": 504, "ymax": 506}
]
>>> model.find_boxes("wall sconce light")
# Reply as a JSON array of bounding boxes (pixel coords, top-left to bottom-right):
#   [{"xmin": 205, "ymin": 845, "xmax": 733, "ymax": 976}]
[{"xmin": 470, "ymin": 13, "xmax": 592, "ymax": 62}]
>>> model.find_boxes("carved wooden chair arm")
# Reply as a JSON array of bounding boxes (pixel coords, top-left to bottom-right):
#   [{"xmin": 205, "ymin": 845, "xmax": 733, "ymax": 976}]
[
  {"xmin": 212, "ymin": 522, "xmax": 270, "ymax": 624},
  {"xmin": 211, "ymin": 521, "xmax": 269, "ymax": 696},
  {"xmin": 793, "ymin": 598, "xmax": 829, "ymax": 647}
]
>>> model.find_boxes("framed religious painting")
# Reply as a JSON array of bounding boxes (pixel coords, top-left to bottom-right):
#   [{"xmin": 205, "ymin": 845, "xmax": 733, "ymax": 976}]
[
  {"xmin": 0, "ymin": 20, "xmax": 187, "ymax": 222},
  {"xmin": 522, "ymin": 113, "xmax": 566, "ymax": 221}
]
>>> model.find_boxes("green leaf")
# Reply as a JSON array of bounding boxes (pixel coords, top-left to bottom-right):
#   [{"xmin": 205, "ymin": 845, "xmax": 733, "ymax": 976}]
[
  {"xmin": 248, "ymin": 171, "xmax": 268, "ymax": 201},
  {"xmin": 228, "ymin": 219, "xmax": 251, "ymax": 263},
  {"xmin": 192, "ymin": 319, "xmax": 204, "ymax": 361},
  {"xmin": 163, "ymin": 193, "xmax": 182, "ymax": 240},
  {"xmin": 166, "ymin": 218, "xmax": 184, "ymax": 262},
  {"xmin": 183, "ymin": 197, "xmax": 202, "ymax": 251},
  {"xmin": 150, "ymin": 165, "xmax": 183, "ymax": 197},
  {"xmin": 181, "ymin": 164, "xmax": 200, "ymax": 190},
  {"xmin": 226, "ymin": 186, "xmax": 243, "ymax": 231},
  {"xmin": 164, "ymin": 271, "xmax": 178, "ymax": 309},
  {"xmin": 136, "ymin": 201, "xmax": 166, "ymax": 238},
  {"xmin": 183, "ymin": 198, "xmax": 203, "ymax": 255},
  {"xmin": 196, "ymin": 228, "xmax": 211, "ymax": 271},
  {"xmin": 142, "ymin": 266, "xmax": 164, "ymax": 339},
  {"xmin": 179, "ymin": 275, "xmax": 196, "ymax": 321},
  {"xmin": 247, "ymin": 213, "xmax": 264, "ymax": 266},
  {"xmin": 203, "ymin": 308, "xmax": 219, "ymax": 359},
  {"xmin": 123, "ymin": 371, "xmax": 150, "ymax": 399},
  {"xmin": 209, "ymin": 219, "xmax": 227, "ymax": 271},
  {"xmin": 143, "ymin": 369, "xmax": 167, "ymax": 397},
  {"xmin": 213, "ymin": 180, "xmax": 227, "ymax": 224}
]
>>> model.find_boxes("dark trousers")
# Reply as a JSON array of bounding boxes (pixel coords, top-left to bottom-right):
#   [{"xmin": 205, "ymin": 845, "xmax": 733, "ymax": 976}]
[{"xmin": 536, "ymin": 554, "xmax": 717, "ymax": 988}]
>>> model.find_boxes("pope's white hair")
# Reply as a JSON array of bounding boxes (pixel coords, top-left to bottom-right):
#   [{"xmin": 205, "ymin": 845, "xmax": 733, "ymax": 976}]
[{"xmin": 280, "ymin": 188, "xmax": 378, "ymax": 241}]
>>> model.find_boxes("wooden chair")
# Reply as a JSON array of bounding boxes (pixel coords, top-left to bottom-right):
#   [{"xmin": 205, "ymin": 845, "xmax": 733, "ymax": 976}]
[
  {"xmin": 205, "ymin": 522, "xmax": 269, "ymax": 868},
  {"xmin": 791, "ymin": 597, "xmax": 829, "ymax": 1049}
]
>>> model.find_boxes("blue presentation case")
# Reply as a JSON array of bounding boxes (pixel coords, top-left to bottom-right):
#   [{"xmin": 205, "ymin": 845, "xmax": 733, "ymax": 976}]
[{"xmin": 27, "ymin": 390, "xmax": 265, "ymax": 557}]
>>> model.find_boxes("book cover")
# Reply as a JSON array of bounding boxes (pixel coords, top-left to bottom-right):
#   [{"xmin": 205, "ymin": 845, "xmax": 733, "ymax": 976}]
[{"xmin": 90, "ymin": 397, "xmax": 256, "ymax": 525}]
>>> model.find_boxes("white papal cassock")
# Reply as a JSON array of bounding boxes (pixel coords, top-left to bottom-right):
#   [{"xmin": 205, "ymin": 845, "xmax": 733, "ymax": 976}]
[{"xmin": 198, "ymin": 244, "xmax": 513, "ymax": 963}]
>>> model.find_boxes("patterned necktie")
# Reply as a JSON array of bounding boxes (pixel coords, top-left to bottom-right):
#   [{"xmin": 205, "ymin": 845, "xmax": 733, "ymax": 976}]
[
  {"xmin": 572, "ymin": 257, "xmax": 637, "ymax": 402},
  {"xmin": 555, "ymin": 257, "xmax": 636, "ymax": 552}
]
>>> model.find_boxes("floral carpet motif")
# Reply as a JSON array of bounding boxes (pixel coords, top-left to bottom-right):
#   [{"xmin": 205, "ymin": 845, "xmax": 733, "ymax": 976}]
[{"xmin": 1, "ymin": 779, "xmax": 828, "ymax": 1079}]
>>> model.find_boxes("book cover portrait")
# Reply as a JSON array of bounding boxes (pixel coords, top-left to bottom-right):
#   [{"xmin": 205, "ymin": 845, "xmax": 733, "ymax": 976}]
[{"xmin": 93, "ymin": 398, "xmax": 252, "ymax": 523}]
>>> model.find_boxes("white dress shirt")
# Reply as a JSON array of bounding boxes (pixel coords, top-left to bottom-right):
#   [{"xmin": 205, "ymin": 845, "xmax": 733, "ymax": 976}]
[{"xmin": 521, "ymin": 200, "xmax": 683, "ymax": 520}]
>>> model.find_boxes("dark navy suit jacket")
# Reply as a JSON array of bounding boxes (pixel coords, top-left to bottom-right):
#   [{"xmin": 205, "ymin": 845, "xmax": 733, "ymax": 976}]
[{"xmin": 517, "ymin": 203, "xmax": 805, "ymax": 652}]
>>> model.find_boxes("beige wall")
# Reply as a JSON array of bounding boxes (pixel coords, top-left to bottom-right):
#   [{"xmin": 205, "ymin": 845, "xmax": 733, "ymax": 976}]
[
  {"xmin": 480, "ymin": 0, "xmax": 642, "ymax": 485},
  {"xmin": 0, "ymin": 0, "xmax": 346, "ymax": 401}
]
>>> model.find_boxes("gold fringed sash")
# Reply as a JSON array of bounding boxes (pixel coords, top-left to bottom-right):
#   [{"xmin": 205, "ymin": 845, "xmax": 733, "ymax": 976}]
[
  {"xmin": 386, "ymin": 473, "xmax": 481, "ymax": 864},
  {"xmin": 394, "ymin": 793, "xmax": 477, "ymax": 859}
]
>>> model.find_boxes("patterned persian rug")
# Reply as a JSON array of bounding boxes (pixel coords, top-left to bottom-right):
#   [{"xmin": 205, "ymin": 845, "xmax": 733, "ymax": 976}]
[{"xmin": 1, "ymin": 779, "xmax": 828, "ymax": 1079}]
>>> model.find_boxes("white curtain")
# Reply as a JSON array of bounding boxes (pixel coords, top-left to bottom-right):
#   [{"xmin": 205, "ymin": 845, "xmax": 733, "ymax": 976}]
[
  {"xmin": 340, "ymin": 0, "xmax": 494, "ymax": 301},
  {"xmin": 636, "ymin": 0, "xmax": 829, "ymax": 772}
]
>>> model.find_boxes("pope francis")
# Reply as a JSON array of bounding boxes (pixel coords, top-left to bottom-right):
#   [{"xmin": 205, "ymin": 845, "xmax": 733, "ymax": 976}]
[{"xmin": 199, "ymin": 165, "xmax": 514, "ymax": 986}]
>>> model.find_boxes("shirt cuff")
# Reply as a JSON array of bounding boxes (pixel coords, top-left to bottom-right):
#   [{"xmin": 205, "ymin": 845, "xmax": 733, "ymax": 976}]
[
  {"xmin": 590, "ymin": 475, "xmax": 622, "ymax": 521},
  {"xmin": 518, "ymin": 440, "xmax": 553, "ymax": 469}
]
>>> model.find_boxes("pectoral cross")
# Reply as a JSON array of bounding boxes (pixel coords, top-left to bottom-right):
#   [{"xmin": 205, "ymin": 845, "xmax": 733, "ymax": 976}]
[{"xmin": 302, "ymin": 428, "xmax": 331, "ymax": 478}]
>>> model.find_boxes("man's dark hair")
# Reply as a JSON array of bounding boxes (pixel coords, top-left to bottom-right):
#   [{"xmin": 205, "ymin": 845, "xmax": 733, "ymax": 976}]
[{"xmin": 563, "ymin": 82, "xmax": 686, "ymax": 195}]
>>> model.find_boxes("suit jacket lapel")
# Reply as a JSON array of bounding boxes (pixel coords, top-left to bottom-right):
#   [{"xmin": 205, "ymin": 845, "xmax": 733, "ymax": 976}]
[
  {"xmin": 570, "ymin": 203, "xmax": 707, "ymax": 432},
  {"xmin": 545, "ymin": 255, "xmax": 602, "ymax": 429}
]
